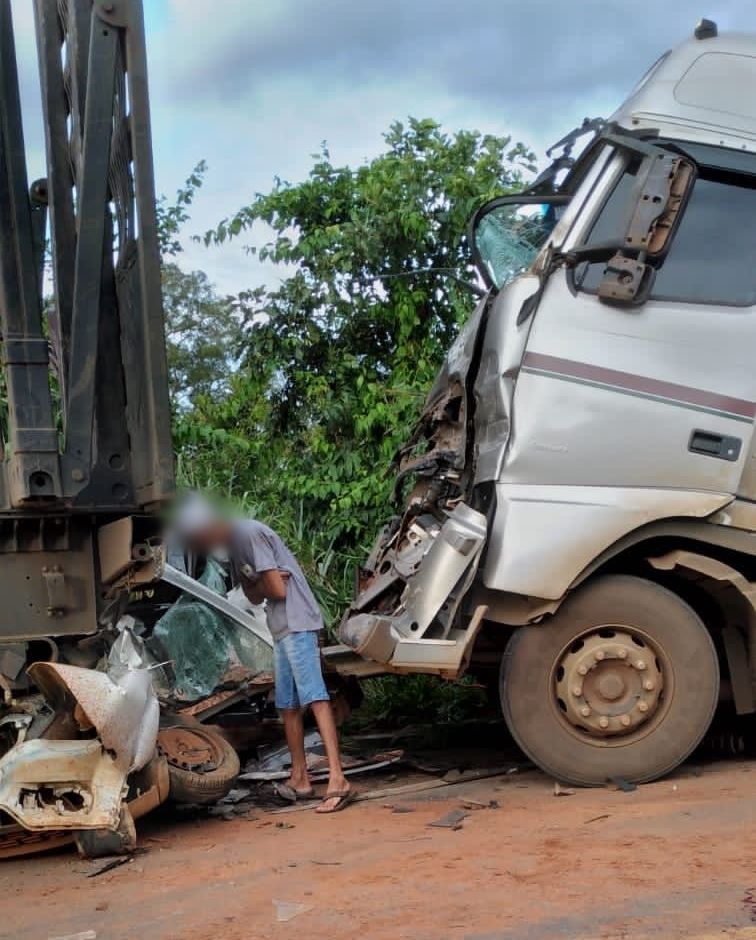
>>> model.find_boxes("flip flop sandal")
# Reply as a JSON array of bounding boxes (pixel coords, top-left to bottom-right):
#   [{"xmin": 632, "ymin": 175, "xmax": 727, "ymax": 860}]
[
  {"xmin": 316, "ymin": 789, "xmax": 357, "ymax": 814},
  {"xmin": 273, "ymin": 782, "xmax": 316, "ymax": 803}
]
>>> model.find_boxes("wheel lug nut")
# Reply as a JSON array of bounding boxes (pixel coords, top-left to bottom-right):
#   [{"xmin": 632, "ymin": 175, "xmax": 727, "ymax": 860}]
[
  {"xmin": 599, "ymin": 716, "xmax": 609, "ymax": 729},
  {"xmin": 620, "ymin": 715, "xmax": 631, "ymax": 727},
  {"xmin": 595, "ymin": 650, "xmax": 605, "ymax": 661},
  {"xmin": 577, "ymin": 665, "xmax": 588, "ymax": 676},
  {"xmin": 580, "ymin": 706, "xmax": 591, "ymax": 717},
  {"xmin": 635, "ymin": 660, "xmax": 646, "ymax": 670},
  {"xmin": 638, "ymin": 701, "xmax": 649, "ymax": 713},
  {"xmin": 643, "ymin": 680, "xmax": 655, "ymax": 691},
  {"xmin": 572, "ymin": 685, "xmax": 582, "ymax": 697},
  {"xmin": 617, "ymin": 649, "xmax": 628, "ymax": 660}
]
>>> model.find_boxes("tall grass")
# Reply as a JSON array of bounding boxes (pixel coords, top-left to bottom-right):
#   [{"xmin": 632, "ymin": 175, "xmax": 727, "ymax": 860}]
[{"xmin": 357, "ymin": 674, "xmax": 488, "ymax": 728}]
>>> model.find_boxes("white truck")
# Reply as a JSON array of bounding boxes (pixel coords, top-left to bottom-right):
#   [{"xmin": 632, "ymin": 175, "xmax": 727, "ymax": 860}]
[{"xmin": 340, "ymin": 20, "xmax": 756, "ymax": 786}]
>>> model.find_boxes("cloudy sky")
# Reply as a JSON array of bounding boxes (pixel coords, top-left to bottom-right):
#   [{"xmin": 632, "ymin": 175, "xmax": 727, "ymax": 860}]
[{"xmin": 11, "ymin": 1, "xmax": 756, "ymax": 294}]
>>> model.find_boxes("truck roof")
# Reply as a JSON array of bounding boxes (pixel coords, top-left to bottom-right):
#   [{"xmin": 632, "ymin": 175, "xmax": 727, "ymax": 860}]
[{"xmin": 612, "ymin": 29, "xmax": 756, "ymax": 152}]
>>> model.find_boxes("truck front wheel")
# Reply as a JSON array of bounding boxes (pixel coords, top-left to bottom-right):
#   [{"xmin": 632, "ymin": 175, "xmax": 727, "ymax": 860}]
[{"xmin": 500, "ymin": 575, "xmax": 719, "ymax": 786}]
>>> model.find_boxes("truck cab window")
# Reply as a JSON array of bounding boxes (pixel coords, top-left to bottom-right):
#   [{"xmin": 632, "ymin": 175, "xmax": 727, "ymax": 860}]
[
  {"xmin": 472, "ymin": 198, "xmax": 567, "ymax": 290},
  {"xmin": 575, "ymin": 156, "xmax": 756, "ymax": 307}
]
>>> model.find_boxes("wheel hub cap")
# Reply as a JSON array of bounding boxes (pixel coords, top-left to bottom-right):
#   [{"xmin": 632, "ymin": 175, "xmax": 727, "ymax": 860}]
[
  {"xmin": 555, "ymin": 630, "xmax": 664, "ymax": 737},
  {"xmin": 157, "ymin": 726, "xmax": 222, "ymax": 772},
  {"xmin": 597, "ymin": 673, "xmax": 624, "ymax": 701}
]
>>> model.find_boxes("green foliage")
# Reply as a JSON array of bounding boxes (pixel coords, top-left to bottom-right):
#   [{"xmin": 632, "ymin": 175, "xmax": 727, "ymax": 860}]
[
  {"xmin": 176, "ymin": 118, "xmax": 534, "ymax": 623},
  {"xmin": 156, "ymin": 161, "xmax": 246, "ymax": 412},
  {"xmin": 157, "ymin": 161, "xmax": 207, "ymax": 258},
  {"xmin": 163, "ymin": 264, "xmax": 242, "ymax": 409},
  {"xmin": 358, "ymin": 674, "xmax": 487, "ymax": 727}
]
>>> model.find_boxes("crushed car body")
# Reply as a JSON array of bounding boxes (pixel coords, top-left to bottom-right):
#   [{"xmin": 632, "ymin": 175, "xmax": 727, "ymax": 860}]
[{"xmin": 0, "ymin": 662, "xmax": 158, "ymax": 832}]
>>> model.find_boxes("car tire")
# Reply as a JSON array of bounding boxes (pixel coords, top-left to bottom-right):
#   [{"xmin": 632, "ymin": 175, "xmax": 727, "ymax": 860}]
[{"xmin": 158, "ymin": 720, "xmax": 240, "ymax": 805}]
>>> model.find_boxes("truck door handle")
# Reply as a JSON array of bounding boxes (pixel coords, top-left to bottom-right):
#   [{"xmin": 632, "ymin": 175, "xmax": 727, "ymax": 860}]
[{"xmin": 688, "ymin": 429, "xmax": 742, "ymax": 462}]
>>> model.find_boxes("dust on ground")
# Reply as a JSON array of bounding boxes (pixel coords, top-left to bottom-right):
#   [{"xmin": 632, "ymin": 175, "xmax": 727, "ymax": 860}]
[{"xmin": 4, "ymin": 747, "xmax": 756, "ymax": 940}]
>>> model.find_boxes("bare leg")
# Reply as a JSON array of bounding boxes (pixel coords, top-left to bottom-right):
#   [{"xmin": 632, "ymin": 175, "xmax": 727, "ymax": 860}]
[
  {"xmin": 310, "ymin": 700, "xmax": 350, "ymax": 812},
  {"xmin": 280, "ymin": 708, "xmax": 311, "ymax": 793}
]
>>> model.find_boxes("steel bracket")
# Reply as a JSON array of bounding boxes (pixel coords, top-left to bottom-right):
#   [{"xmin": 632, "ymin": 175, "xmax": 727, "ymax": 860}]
[
  {"xmin": 1, "ymin": 338, "xmax": 49, "ymax": 366},
  {"xmin": 42, "ymin": 565, "xmax": 66, "ymax": 616},
  {"xmin": 598, "ymin": 253, "xmax": 654, "ymax": 305},
  {"xmin": 625, "ymin": 154, "xmax": 695, "ymax": 255}
]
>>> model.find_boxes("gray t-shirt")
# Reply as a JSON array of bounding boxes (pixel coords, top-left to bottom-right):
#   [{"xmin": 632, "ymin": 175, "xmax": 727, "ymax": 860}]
[{"xmin": 230, "ymin": 520, "xmax": 323, "ymax": 641}]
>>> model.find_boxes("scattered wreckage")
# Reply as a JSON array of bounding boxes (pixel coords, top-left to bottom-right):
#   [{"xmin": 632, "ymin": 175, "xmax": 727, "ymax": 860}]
[
  {"xmin": 3, "ymin": 0, "xmax": 755, "ymax": 866},
  {"xmin": 0, "ymin": 542, "xmax": 367, "ymax": 858}
]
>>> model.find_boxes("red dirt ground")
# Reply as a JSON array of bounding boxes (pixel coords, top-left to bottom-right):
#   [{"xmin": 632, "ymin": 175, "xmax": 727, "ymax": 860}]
[{"xmin": 4, "ymin": 756, "xmax": 756, "ymax": 940}]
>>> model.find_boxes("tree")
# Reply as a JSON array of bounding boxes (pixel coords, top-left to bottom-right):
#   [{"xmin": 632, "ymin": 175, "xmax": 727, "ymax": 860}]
[
  {"xmin": 156, "ymin": 160, "xmax": 207, "ymax": 259},
  {"xmin": 163, "ymin": 264, "xmax": 241, "ymax": 408},
  {"xmin": 156, "ymin": 163, "xmax": 244, "ymax": 410},
  {"xmin": 177, "ymin": 118, "xmax": 535, "ymax": 616}
]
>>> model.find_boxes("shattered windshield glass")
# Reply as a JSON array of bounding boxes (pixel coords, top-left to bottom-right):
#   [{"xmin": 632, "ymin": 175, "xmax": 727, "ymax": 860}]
[
  {"xmin": 151, "ymin": 558, "xmax": 273, "ymax": 703},
  {"xmin": 474, "ymin": 201, "xmax": 562, "ymax": 289}
]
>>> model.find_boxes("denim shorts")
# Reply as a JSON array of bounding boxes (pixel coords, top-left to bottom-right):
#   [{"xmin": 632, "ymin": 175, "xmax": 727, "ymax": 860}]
[{"xmin": 274, "ymin": 630, "xmax": 329, "ymax": 710}]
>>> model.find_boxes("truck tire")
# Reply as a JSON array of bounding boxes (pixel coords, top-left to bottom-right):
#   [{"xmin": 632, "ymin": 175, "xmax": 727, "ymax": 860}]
[
  {"xmin": 157, "ymin": 722, "xmax": 240, "ymax": 805},
  {"xmin": 500, "ymin": 575, "xmax": 719, "ymax": 786}
]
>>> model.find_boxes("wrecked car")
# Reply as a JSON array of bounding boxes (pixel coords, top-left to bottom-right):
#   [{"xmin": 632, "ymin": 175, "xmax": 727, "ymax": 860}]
[
  {"xmin": 0, "ymin": 552, "xmax": 276, "ymax": 857},
  {"xmin": 341, "ymin": 22, "xmax": 756, "ymax": 786}
]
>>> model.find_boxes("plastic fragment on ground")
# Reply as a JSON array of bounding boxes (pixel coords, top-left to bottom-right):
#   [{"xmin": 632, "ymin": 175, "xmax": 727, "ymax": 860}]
[
  {"xmin": 274, "ymin": 900, "xmax": 311, "ymax": 922},
  {"xmin": 49, "ymin": 933, "xmax": 97, "ymax": 940},
  {"xmin": 428, "ymin": 808, "xmax": 468, "ymax": 829}
]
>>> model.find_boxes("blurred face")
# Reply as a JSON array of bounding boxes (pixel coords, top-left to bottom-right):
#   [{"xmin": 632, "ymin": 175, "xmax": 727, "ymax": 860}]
[{"xmin": 186, "ymin": 520, "xmax": 232, "ymax": 555}]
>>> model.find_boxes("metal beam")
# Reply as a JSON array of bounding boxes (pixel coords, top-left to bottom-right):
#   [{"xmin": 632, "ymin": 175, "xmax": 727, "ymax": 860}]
[
  {"xmin": 115, "ymin": 0, "xmax": 174, "ymax": 507},
  {"xmin": 0, "ymin": 0, "xmax": 59, "ymax": 505},
  {"xmin": 1, "ymin": 0, "xmax": 174, "ymax": 511},
  {"xmin": 62, "ymin": 19, "xmax": 118, "ymax": 483}
]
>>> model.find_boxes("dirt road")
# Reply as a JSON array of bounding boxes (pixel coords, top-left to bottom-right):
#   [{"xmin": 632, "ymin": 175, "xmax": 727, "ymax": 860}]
[{"xmin": 5, "ymin": 753, "xmax": 756, "ymax": 940}]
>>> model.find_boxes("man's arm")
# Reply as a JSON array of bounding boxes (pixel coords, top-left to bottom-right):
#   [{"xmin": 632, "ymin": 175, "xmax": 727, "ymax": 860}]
[{"xmin": 245, "ymin": 569, "xmax": 289, "ymax": 604}]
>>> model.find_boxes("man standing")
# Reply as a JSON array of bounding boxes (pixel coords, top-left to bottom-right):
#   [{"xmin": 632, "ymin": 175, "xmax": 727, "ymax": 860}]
[{"xmin": 177, "ymin": 500, "xmax": 354, "ymax": 813}]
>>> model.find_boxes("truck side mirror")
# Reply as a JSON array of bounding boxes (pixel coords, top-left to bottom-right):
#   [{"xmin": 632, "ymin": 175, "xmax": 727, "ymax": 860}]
[
  {"xmin": 567, "ymin": 149, "xmax": 696, "ymax": 306},
  {"xmin": 598, "ymin": 151, "xmax": 695, "ymax": 305}
]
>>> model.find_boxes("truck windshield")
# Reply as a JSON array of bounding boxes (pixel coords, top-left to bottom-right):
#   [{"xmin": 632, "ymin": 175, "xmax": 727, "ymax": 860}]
[{"xmin": 473, "ymin": 201, "xmax": 563, "ymax": 289}]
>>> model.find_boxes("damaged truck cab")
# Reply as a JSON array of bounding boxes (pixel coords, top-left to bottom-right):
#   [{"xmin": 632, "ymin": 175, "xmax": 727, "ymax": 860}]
[{"xmin": 341, "ymin": 22, "xmax": 756, "ymax": 785}]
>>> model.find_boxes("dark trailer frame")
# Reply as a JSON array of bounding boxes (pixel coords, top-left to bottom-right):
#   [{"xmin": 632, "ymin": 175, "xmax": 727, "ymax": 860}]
[{"xmin": 0, "ymin": 0, "xmax": 172, "ymax": 639}]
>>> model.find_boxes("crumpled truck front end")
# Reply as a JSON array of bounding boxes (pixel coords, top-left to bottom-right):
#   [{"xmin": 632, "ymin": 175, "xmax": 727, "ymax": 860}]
[{"xmin": 338, "ymin": 278, "xmax": 536, "ymax": 675}]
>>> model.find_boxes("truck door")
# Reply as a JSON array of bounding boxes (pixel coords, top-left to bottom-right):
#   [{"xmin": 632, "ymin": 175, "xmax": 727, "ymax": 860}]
[{"xmin": 505, "ymin": 141, "xmax": 756, "ymax": 497}]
